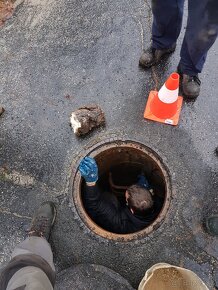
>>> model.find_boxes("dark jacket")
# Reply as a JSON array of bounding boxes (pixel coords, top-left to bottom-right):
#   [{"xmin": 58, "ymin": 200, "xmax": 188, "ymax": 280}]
[{"xmin": 83, "ymin": 184, "xmax": 163, "ymax": 234}]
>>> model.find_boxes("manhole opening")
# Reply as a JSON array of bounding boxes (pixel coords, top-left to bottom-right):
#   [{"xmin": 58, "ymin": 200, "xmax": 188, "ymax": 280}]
[{"xmin": 73, "ymin": 141, "xmax": 171, "ymax": 241}]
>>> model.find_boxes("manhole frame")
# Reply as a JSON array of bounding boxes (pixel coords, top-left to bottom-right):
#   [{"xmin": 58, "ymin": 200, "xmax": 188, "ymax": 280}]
[{"xmin": 72, "ymin": 140, "xmax": 172, "ymax": 242}]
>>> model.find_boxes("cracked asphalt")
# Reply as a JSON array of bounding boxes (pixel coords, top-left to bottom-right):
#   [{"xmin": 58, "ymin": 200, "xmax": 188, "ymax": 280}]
[{"xmin": 0, "ymin": 0, "xmax": 217, "ymax": 288}]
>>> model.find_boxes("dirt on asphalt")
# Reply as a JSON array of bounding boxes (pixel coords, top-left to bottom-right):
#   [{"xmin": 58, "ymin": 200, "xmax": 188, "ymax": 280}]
[{"xmin": 0, "ymin": 0, "xmax": 14, "ymax": 26}]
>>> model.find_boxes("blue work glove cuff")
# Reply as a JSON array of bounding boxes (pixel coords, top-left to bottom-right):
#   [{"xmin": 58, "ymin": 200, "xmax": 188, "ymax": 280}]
[{"xmin": 86, "ymin": 174, "xmax": 98, "ymax": 183}]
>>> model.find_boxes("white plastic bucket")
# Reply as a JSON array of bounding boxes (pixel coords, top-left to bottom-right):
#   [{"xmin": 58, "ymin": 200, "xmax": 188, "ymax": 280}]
[{"xmin": 138, "ymin": 263, "xmax": 209, "ymax": 290}]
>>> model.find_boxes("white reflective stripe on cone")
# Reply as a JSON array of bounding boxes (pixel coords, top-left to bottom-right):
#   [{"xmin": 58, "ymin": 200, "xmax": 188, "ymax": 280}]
[{"xmin": 158, "ymin": 84, "xmax": 178, "ymax": 103}]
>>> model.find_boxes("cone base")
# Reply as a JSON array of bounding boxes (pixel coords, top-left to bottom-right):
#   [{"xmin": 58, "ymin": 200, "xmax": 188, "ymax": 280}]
[{"xmin": 144, "ymin": 91, "xmax": 183, "ymax": 126}]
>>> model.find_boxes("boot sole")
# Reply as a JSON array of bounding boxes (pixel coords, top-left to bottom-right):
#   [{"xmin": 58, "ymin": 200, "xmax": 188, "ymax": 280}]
[
  {"xmin": 51, "ymin": 204, "xmax": 57, "ymax": 227},
  {"xmin": 47, "ymin": 204, "xmax": 57, "ymax": 241}
]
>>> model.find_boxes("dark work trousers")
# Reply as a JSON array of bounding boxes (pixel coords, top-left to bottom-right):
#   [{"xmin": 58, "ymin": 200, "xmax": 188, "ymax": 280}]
[{"xmin": 151, "ymin": 0, "xmax": 218, "ymax": 75}]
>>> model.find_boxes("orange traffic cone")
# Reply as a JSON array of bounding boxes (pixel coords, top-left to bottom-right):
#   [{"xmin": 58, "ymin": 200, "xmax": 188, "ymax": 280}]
[{"xmin": 144, "ymin": 72, "xmax": 183, "ymax": 125}]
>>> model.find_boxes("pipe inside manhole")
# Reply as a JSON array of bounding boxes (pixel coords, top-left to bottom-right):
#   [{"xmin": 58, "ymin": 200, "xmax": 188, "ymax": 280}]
[{"xmin": 72, "ymin": 141, "xmax": 171, "ymax": 241}]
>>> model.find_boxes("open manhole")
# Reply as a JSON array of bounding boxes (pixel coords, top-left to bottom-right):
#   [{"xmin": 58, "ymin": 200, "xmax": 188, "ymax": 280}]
[{"xmin": 72, "ymin": 140, "xmax": 171, "ymax": 241}]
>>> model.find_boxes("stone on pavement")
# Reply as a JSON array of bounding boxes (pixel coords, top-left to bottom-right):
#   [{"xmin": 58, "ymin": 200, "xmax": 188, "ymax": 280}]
[{"xmin": 70, "ymin": 104, "xmax": 105, "ymax": 136}]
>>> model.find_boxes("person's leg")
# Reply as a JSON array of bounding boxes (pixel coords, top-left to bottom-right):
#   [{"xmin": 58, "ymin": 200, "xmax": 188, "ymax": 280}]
[
  {"xmin": 6, "ymin": 267, "xmax": 54, "ymax": 290},
  {"xmin": 152, "ymin": 0, "xmax": 185, "ymax": 49},
  {"xmin": 178, "ymin": 0, "xmax": 218, "ymax": 98},
  {"xmin": 139, "ymin": 0, "xmax": 185, "ymax": 68},
  {"xmin": 0, "ymin": 202, "xmax": 56, "ymax": 290},
  {"xmin": 12, "ymin": 236, "xmax": 55, "ymax": 271}
]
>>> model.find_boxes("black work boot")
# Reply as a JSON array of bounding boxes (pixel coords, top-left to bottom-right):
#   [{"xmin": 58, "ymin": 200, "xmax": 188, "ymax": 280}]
[
  {"xmin": 28, "ymin": 201, "xmax": 57, "ymax": 241},
  {"xmin": 139, "ymin": 44, "xmax": 176, "ymax": 68},
  {"xmin": 177, "ymin": 66, "xmax": 201, "ymax": 99},
  {"xmin": 204, "ymin": 215, "xmax": 218, "ymax": 236}
]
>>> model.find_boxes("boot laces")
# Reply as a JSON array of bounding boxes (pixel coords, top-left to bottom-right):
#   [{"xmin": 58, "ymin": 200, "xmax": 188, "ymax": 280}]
[
  {"xmin": 188, "ymin": 75, "xmax": 201, "ymax": 85},
  {"xmin": 29, "ymin": 216, "xmax": 49, "ymax": 237}
]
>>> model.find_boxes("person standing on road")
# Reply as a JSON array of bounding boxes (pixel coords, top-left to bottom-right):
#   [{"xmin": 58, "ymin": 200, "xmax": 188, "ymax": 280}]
[
  {"xmin": 79, "ymin": 157, "xmax": 163, "ymax": 234},
  {"xmin": 139, "ymin": 0, "xmax": 218, "ymax": 99}
]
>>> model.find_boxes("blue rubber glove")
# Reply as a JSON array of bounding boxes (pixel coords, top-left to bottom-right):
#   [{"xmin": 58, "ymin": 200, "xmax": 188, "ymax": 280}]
[
  {"xmin": 137, "ymin": 174, "xmax": 150, "ymax": 189},
  {"xmin": 79, "ymin": 157, "xmax": 98, "ymax": 183}
]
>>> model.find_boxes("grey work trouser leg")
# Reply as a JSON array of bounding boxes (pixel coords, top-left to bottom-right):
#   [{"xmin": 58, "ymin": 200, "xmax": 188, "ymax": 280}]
[
  {"xmin": 6, "ymin": 237, "xmax": 55, "ymax": 290},
  {"xmin": 11, "ymin": 236, "xmax": 55, "ymax": 271}
]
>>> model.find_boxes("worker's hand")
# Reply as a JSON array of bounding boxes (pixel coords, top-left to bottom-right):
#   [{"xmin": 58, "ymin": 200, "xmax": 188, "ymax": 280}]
[
  {"xmin": 137, "ymin": 174, "xmax": 150, "ymax": 189},
  {"xmin": 79, "ymin": 157, "xmax": 98, "ymax": 184}
]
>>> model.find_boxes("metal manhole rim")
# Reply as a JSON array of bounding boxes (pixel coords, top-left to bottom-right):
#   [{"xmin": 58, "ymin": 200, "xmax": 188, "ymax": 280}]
[{"xmin": 71, "ymin": 139, "xmax": 172, "ymax": 242}]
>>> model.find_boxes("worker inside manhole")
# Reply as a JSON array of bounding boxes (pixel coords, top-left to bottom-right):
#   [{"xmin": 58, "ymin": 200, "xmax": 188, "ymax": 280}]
[{"xmin": 79, "ymin": 156, "xmax": 165, "ymax": 234}]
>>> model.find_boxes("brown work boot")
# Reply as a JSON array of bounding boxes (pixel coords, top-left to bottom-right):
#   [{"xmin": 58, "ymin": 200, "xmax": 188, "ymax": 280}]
[
  {"xmin": 139, "ymin": 44, "xmax": 176, "ymax": 68},
  {"xmin": 178, "ymin": 66, "xmax": 201, "ymax": 99},
  {"xmin": 28, "ymin": 201, "xmax": 57, "ymax": 241},
  {"xmin": 0, "ymin": 106, "xmax": 5, "ymax": 116}
]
